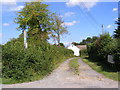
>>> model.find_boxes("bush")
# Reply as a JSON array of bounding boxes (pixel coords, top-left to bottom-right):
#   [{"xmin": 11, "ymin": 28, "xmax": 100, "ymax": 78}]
[
  {"xmin": 87, "ymin": 33, "xmax": 120, "ymax": 71},
  {"xmin": 114, "ymin": 39, "xmax": 120, "ymax": 71},
  {"xmin": 0, "ymin": 44, "xmax": 2, "ymax": 62},
  {"xmin": 87, "ymin": 33, "xmax": 117, "ymax": 62},
  {"xmin": 80, "ymin": 49, "xmax": 88, "ymax": 56},
  {"xmin": 2, "ymin": 40, "xmax": 73, "ymax": 83}
]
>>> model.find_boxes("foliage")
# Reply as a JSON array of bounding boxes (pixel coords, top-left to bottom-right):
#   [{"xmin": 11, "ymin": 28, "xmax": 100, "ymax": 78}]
[
  {"xmin": 0, "ymin": 44, "xmax": 1, "ymax": 79},
  {"xmin": 2, "ymin": 40, "xmax": 73, "ymax": 84},
  {"xmin": 87, "ymin": 33, "xmax": 120, "ymax": 71},
  {"xmin": 71, "ymin": 42, "xmax": 80, "ymax": 45},
  {"xmin": 87, "ymin": 33, "xmax": 117, "ymax": 61},
  {"xmin": 114, "ymin": 39, "xmax": 120, "ymax": 71},
  {"xmin": 2, "ymin": 1, "xmax": 73, "ymax": 84},
  {"xmin": 71, "ymin": 36, "xmax": 98, "ymax": 45},
  {"xmin": 0, "ymin": 44, "xmax": 2, "ymax": 62},
  {"xmin": 58, "ymin": 43, "xmax": 65, "ymax": 47},
  {"xmin": 69, "ymin": 59, "xmax": 79, "ymax": 75},
  {"xmin": 79, "ymin": 36, "xmax": 98, "ymax": 45},
  {"xmin": 114, "ymin": 18, "xmax": 120, "ymax": 39},
  {"xmin": 15, "ymin": 2, "xmax": 54, "ymax": 43},
  {"xmin": 15, "ymin": 2, "xmax": 68, "ymax": 45},
  {"xmin": 80, "ymin": 49, "xmax": 88, "ymax": 56},
  {"xmin": 50, "ymin": 15, "xmax": 68, "ymax": 45}
]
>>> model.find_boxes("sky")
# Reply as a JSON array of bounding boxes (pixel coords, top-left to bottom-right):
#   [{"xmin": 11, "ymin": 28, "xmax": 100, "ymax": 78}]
[{"xmin": 1, "ymin": 0, "xmax": 119, "ymax": 46}]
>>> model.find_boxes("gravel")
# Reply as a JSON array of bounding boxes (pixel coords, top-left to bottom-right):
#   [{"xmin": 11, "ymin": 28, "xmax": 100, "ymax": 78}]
[{"xmin": 2, "ymin": 57, "xmax": 118, "ymax": 88}]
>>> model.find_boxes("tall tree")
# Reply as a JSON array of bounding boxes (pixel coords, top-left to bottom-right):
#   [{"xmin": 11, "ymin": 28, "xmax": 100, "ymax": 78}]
[
  {"xmin": 114, "ymin": 18, "xmax": 120, "ymax": 39},
  {"xmin": 15, "ymin": 2, "xmax": 54, "ymax": 44},
  {"xmin": 51, "ymin": 15, "xmax": 68, "ymax": 45},
  {"xmin": 79, "ymin": 36, "xmax": 98, "ymax": 45}
]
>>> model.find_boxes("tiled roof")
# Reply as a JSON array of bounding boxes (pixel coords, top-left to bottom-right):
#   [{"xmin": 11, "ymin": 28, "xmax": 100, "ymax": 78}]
[{"xmin": 75, "ymin": 45, "xmax": 87, "ymax": 50}]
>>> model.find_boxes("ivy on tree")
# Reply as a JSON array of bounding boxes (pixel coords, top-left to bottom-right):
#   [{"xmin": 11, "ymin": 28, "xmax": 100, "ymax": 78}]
[
  {"xmin": 15, "ymin": 2, "xmax": 54, "ymax": 43},
  {"xmin": 15, "ymin": 2, "xmax": 68, "ymax": 45}
]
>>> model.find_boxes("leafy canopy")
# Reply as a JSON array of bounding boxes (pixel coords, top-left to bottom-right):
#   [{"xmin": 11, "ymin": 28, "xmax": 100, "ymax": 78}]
[{"xmin": 15, "ymin": 2, "xmax": 54, "ymax": 42}]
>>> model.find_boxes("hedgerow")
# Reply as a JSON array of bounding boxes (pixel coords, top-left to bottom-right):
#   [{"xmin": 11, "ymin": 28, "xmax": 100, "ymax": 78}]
[
  {"xmin": 87, "ymin": 33, "xmax": 117, "ymax": 61},
  {"xmin": 2, "ymin": 39, "xmax": 73, "ymax": 83},
  {"xmin": 87, "ymin": 33, "xmax": 120, "ymax": 71},
  {"xmin": 80, "ymin": 49, "xmax": 88, "ymax": 56}
]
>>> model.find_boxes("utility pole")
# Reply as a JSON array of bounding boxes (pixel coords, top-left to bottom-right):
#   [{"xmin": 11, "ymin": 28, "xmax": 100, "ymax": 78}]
[
  {"xmin": 102, "ymin": 24, "xmax": 104, "ymax": 34},
  {"xmin": 24, "ymin": 30, "xmax": 27, "ymax": 49}
]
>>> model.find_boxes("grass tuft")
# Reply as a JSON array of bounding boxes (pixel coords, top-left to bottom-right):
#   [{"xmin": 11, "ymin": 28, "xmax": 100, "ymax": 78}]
[{"xmin": 69, "ymin": 59, "xmax": 80, "ymax": 75}]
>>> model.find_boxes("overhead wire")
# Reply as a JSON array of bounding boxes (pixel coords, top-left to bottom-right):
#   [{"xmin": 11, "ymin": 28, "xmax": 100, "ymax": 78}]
[
  {"xmin": 76, "ymin": 1, "xmax": 102, "ymax": 34},
  {"xmin": 76, "ymin": 6, "xmax": 97, "ymax": 30},
  {"xmin": 81, "ymin": 2, "xmax": 101, "ymax": 27}
]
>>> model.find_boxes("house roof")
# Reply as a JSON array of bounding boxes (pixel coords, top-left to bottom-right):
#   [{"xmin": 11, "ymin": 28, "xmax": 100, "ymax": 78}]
[{"xmin": 75, "ymin": 45, "xmax": 87, "ymax": 50}]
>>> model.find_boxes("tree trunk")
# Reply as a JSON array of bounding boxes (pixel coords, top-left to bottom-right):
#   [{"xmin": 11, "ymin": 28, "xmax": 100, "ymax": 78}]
[{"xmin": 58, "ymin": 33, "xmax": 60, "ymax": 45}]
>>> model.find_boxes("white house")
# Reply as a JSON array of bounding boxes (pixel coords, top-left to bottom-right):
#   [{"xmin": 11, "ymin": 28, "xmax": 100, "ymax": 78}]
[{"xmin": 67, "ymin": 44, "xmax": 80, "ymax": 56}]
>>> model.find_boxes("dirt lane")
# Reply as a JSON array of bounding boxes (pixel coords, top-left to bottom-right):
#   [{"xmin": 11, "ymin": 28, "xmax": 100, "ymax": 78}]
[{"xmin": 2, "ymin": 57, "xmax": 118, "ymax": 88}]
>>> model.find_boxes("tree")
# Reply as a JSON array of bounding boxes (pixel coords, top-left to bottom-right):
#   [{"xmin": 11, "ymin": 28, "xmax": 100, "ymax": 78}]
[
  {"xmin": 72, "ymin": 42, "xmax": 80, "ymax": 45},
  {"xmin": 114, "ymin": 18, "xmax": 120, "ymax": 39},
  {"xmin": 14, "ymin": 2, "xmax": 54, "ymax": 44},
  {"xmin": 87, "ymin": 33, "xmax": 116, "ymax": 60},
  {"xmin": 51, "ymin": 15, "xmax": 68, "ymax": 45},
  {"xmin": 79, "ymin": 36, "xmax": 98, "ymax": 45},
  {"xmin": 58, "ymin": 43, "xmax": 65, "ymax": 47}
]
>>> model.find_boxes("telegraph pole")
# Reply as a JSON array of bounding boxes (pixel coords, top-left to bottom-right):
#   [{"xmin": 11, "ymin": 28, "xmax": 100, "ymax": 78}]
[
  {"xmin": 24, "ymin": 30, "xmax": 27, "ymax": 49},
  {"xmin": 102, "ymin": 24, "xmax": 104, "ymax": 34}
]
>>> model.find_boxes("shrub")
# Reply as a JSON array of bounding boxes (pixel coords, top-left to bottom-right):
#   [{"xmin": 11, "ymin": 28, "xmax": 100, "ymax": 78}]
[
  {"xmin": 87, "ymin": 33, "xmax": 117, "ymax": 62},
  {"xmin": 80, "ymin": 49, "xmax": 88, "ymax": 56},
  {"xmin": 114, "ymin": 39, "xmax": 120, "ymax": 71},
  {"xmin": 0, "ymin": 44, "xmax": 2, "ymax": 62},
  {"xmin": 2, "ymin": 40, "xmax": 73, "ymax": 83}
]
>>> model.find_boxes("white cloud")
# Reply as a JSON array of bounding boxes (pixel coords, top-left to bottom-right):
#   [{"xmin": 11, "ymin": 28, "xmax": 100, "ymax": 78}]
[
  {"xmin": 66, "ymin": 0, "xmax": 98, "ymax": 10},
  {"xmin": 1, "ymin": 0, "xmax": 24, "ymax": 11},
  {"xmin": 10, "ymin": 5, "xmax": 24, "ymax": 11},
  {"xmin": 106, "ymin": 25, "xmax": 112, "ymax": 29},
  {"xmin": 80, "ymin": 2, "xmax": 97, "ymax": 10},
  {"xmin": 61, "ymin": 12, "xmax": 75, "ymax": 18},
  {"xmin": 2, "ymin": 23, "xmax": 10, "ymax": 26},
  {"xmin": 66, "ymin": 0, "xmax": 81, "ymax": 7},
  {"xmin": 62, "ymin": 20, "xmax": 78, "ymax": 26},
  {"xmin": 112, "ymin": 8, "xmax": 118, "ymax": 11},
  {"xmin": 0, "ymin": 0, "xmax": 16, "ymax": 3},
  {"xmin": 1, "ymin": 0, "xmax": 17, "ymax": 5}
]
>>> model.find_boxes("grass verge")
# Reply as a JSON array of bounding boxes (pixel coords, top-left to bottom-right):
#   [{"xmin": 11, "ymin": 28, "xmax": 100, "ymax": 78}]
[
  {"xmin": 69, "ymin": 58, "xmax": 80, "ymax": 75},
  {"xmin": 81, "ymin": 56, "xmax": 119, "ymax": 81}
]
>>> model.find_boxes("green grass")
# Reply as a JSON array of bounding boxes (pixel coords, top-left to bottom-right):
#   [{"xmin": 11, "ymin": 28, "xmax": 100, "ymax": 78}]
[
  {"xmin": 81, "ymin": 56, "xmax": 119, "ymax": 81},
  {"xmin": 69, "ymin": 59, "xmax": 80, "ymax": 75}
]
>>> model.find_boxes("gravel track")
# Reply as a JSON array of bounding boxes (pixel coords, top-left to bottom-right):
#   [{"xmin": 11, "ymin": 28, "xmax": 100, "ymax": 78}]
[{"xmin": 2, "ymin": 57, "xmax": 118, "ymax": 88}]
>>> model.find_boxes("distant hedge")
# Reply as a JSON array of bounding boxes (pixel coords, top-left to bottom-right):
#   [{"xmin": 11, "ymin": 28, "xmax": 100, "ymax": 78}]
[
  {"xmin": 87, "ymin": 33, "xmax": 117, "ymax": 60},
  {"xmin": 80, "ymin": 49, "xmax": 88, "ymax": 56},
  {"xmin": 114, "ymin": 39, "xmax": 120, "ymax": 71},
  {"xmin": 2, "ymin": 40, "xmax": 73, "ymax": 83},
  {"xmin": 87, "ymin": 33, "xmax": 120, "ymax": 71}
]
